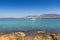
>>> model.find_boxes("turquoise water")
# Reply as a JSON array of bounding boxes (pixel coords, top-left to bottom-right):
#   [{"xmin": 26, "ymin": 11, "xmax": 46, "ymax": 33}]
[{"xmin": 0, "ymin": 18, "xmax": 60, "ymax": 32}]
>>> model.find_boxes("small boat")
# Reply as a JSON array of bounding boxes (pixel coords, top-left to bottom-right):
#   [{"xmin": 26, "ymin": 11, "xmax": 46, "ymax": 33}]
[{"xmin": 31, "ymin": 18, "xmax": 36, "ymax": 20}]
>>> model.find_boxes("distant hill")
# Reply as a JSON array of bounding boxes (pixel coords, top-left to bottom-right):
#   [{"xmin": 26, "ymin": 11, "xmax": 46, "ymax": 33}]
[
  {"xmin": 25, "ymin": 14, "xmax": 60, "ymax": 18},
  {"xmin": 40, "ymin": 14, "xmax": 60, "ymax": 18}
]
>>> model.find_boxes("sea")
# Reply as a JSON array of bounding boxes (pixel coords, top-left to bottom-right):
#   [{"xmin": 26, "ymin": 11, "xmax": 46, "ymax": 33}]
[{"xmin": 0, "ymin": 18, "xmax": 60, "ymax": 33}]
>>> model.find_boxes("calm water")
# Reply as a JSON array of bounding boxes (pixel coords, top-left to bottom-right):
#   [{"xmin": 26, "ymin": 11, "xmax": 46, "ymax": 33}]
[{"xmin": 0, "ymin": 18, "xmax": 60, "ymax": 32}]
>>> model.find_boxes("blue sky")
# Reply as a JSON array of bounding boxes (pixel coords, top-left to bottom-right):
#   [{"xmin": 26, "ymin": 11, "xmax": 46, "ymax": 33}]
[{"xmin": 0, "ymin": 0, "xmax": 60, "ymax": 17}]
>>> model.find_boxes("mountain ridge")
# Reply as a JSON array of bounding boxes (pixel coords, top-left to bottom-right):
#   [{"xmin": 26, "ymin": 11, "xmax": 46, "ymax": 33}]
[{"xmin": 25, "ymin": 14, "xmax": 60, "ymax": 18}]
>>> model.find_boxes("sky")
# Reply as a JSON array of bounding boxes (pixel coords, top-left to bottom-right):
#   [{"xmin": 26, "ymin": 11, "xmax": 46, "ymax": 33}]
[{"xmin": 0, "ymin": 0, "xmax": 60, "ymax": 18}]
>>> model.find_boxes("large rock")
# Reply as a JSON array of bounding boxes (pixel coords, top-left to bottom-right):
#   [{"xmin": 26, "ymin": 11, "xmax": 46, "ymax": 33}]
[
  {"xmin": 0, "ymin": 31, "xmax": 60, "ymax": 40},
  {"xmin": 0, "ymin": 32, "xmax": 25, "ymax": 40}
]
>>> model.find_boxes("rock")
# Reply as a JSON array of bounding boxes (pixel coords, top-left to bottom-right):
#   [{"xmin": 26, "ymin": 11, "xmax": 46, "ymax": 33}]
[
  {"xmin": 24, "ymin": 36, "xmax": 34, "ymax": 40},
  {"xmin": 0, "ymin": 34, "xmax": 18, "ymax": 40},
  {"xmin": 0, "ymin": 31, "xmax": 60, "ymax": 40},
  {"xmin": 0, "ymin": 32, "xmax": 25, "ymax": 40}
]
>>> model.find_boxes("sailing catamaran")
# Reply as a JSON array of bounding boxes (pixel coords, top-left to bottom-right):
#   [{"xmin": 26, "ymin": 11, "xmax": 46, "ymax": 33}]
[{"xmin": 31, "ymin": 18, "xmax": 36, "ymax": 20}]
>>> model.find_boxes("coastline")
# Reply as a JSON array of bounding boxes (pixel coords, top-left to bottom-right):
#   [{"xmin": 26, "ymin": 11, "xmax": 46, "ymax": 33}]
[{"xmin": 0, "ymin": 31, "xmax": 60, "ymax": 40}]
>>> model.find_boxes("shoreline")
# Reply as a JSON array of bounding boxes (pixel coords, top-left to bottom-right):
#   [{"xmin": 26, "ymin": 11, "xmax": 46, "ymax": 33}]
[{"xmin": 0, "ymin": 31, "xmax": 60, "ymax": 40}]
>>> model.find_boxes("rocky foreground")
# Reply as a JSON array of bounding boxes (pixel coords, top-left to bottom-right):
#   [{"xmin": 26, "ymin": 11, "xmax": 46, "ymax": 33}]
[{"xmin": 0, "ymin": 31, "xmax": 60, "ymax": 40}]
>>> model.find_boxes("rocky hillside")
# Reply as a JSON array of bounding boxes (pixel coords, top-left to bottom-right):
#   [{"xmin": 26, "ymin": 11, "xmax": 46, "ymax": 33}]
[
  {"xmin": 40, "ymin": 14, "xmax": 60, "ymax": 18},
  {"xmin": 0, "ymin": 31, "xmax": 60, "ymax": 40},
  {"xmin": 25, "ymin": 14, "xmax": 60, "ymax": 18}
]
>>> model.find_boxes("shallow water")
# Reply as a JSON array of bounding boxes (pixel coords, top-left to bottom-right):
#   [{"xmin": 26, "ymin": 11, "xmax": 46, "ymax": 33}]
[{"xmin": 0, "ymin": 18, "xmax": 60, "ymax": 32}]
